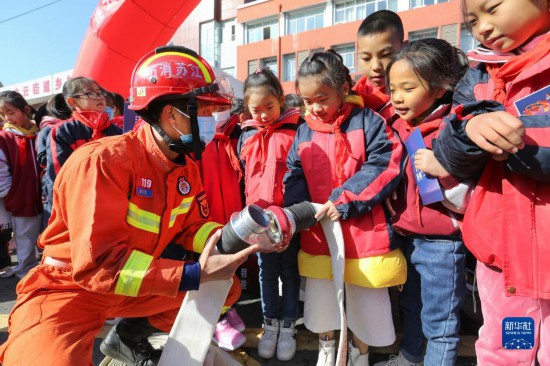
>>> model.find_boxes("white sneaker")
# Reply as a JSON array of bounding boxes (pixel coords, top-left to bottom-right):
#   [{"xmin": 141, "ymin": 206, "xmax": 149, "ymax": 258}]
[
  {"xmin": 373, "ymin": 352, "xmax": 424, "ymax": 366},
  {"xmin": 277, "ymin": 320, "xmax": 297, "ymax": 361},
  {"xmin": 317, "ymin": 338, "xmax": 336, "ymax": 366},
  {"xmin": 348, "ymin": 341, "xmax": 369, "ymax": 366},
  {"xmin": 0, "ymin": 266, "xmax": 14, "ymax": 278},
  {"xmin": 258, "ymin": 318, "xmax": 279, "ymax": 359}
]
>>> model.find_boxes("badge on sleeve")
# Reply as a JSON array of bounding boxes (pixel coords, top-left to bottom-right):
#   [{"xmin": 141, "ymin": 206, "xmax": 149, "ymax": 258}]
[
  {"xmin": 196, "ymin": 191, "xmax": 210, "ymax": 219},
  {"xmin": 177, "ymin": 176, "xmax": 191, "ymax": 195},
  {"xmin": 136, "ymin": 176, "xmax": 153, "ymax": 198}
]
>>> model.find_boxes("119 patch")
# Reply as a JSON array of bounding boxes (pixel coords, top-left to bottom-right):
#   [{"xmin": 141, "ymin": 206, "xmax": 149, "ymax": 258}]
[
  {"xmin": 136, "ymin": 176, "xmax": 153, "ymax": 198},
  {"xmin": 177, "ymin": 176, "xmax": 191, "ymax": 195},
  {"xmin": 196, "ymin": 191, "xmax": 210, "ymax": 219}
]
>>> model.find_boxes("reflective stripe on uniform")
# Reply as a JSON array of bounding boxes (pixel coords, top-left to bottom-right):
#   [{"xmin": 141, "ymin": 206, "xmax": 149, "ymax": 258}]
[
  {"xmin": 114, "ymin": 250, "xmax": 154, "ymax": 297},
  {"xmin": 126, "ymin": 202, "xmax": 161, "ymax": 234},
  {"xmin": 193, "ymin": 222, "xmax": 223, "ymax": 253},
  {"xmin": 169, "ymin": 197, "xmax": 194, "ymax": 228}
]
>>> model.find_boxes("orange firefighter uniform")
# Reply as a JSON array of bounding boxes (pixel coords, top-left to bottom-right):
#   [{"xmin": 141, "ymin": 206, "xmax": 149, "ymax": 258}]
[{"xmin": 0, "ymin": 125, "xmax": 225, "ymax": 365}]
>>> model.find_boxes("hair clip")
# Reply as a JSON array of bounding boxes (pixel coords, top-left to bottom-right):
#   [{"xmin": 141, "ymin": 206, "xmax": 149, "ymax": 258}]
[{"xmin": 255, "ymin": 69, "xmax": 264, "ymax": 74}]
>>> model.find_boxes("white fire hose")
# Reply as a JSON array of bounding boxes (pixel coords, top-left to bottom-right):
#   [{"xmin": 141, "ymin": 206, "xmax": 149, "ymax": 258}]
[{"xmin": 158, "ymin": 202, "xmax": 347, "ymax": 365}]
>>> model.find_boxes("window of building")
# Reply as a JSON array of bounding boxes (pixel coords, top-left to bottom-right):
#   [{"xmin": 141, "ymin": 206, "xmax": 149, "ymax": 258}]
[
  {"xmin": 410, "ymin": 0, "xmax": 448, "ymax": 8},
  {"xmin": 333, "ymin": 44, "xmax": 356, "ymax": 73},
  {"xmin": 246, "ymin": 18, "xmax": 278, "ymax": 43},
  {"xmin": 261, "ymin": 57, "xmax": 278, "ymax": 76},
  {"xmin": 334, "ymin": 0, "xmax": 397, "ymax": 23},
  {"xmin": 283, "ymin": 54, "xmax": 296, "ymax": 82},
  {"xmin": 287, "ymin": 7, "xmax": 325, "ymax": 35},
  {"xmin": 248, "ymin": 60, "xmax": 258, "ymax": 75},
  {"xmin": 408, "ymin": 27, "xmax": 438, "ymax": 41},
  {"xmin": 200, "ymin": 21, "xmax": 216, "ymax": 67},
  {"xmin": 459, "ymin": 24, "xmax": 477, "ymax": 53}
]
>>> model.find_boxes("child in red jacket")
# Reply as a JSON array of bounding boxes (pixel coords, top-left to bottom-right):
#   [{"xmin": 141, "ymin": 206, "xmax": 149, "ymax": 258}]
[
  {"xmin": 0, "ymin": 91, "xmax": 42, "ymax": 278},
  {"xmin": 238, "ymin": 68, "xmax": 302, "ymax": 362},
  {"xmin": 354, "ymin": 10, "xmax": 404, "ymax": 120},
  {"xmin": 435, "ymin": 0, "xmax": 550, "ymax": 364}
]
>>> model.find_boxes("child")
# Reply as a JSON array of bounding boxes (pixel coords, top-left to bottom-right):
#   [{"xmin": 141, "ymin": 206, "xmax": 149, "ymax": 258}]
[
  {"xmin": 43, "ymin": 77, "xmax": 121, "ymax": 220},
  {"xmin": 354, "ymin": 10, "xmax": 404, "ymax": 119},
  {"xmin": 0, "ymin": 116, "xmax": 13, "ymax": 277},
  {"xmin": 434, "ymin": 1, "xmax": 550, "ymax": 364},
  {"xmin": 36, "ymin": 95, "xmax": 61, "ymax": 227},
  {"xmin": 376, "ymin": 39, "xmax": 470, "ymax": 366},
  {"xmin": 238, "ymin": 68, "xmax": 302, "ymax": 362},
  {"xmin": 198, "ymin": 96, "xmax": 248, "ymax": 351},
  {"xmin": 284, "ymin": 51, "xmax": 404, "ymax": 366},
  {"xmin": 0, "ymin": 91, "xmax": 43, "ymax": 278}
]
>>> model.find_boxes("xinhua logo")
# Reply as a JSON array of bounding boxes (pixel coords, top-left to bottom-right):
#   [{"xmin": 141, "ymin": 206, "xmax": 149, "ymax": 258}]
[{"xmin": 502, "ymin": 317, "xmax": 535, "ymax": 350}]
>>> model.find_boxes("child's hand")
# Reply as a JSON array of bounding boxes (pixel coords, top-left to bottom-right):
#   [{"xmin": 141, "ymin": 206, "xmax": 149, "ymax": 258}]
[
  {"xmin": 385, "ymin": 191, "xmax": 398, "ymax": 216},
  {"xmin": 465, "ymin": 111, "xmax": 525, "ymax": 155},
  {"xmin": 414, "ymin": 149, "xmax": 449, "ymax": 178},
  {"xmin": 315, "ymin": 201, "xmax": 340, "ymax": 222}
]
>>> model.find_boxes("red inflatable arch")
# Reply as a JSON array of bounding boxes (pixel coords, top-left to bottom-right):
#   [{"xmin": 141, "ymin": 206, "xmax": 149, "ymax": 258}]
[{"xmin": 73, "ymin": 0, "xmax": 200, "ymax": 98}]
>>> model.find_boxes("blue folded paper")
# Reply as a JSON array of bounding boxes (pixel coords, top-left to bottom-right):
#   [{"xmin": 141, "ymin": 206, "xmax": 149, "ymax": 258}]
[{"xmin": 403, "ymin": 128, "xmax": 444, "ymax": 205}]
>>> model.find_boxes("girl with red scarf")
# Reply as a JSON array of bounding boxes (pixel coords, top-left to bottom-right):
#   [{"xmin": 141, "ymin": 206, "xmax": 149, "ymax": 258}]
[
  {"xmin": 435, "ymin": 0, "xmax": 550, "ymax": 364},
  {"xmin": 381, "ymin": 39, "xmax": 470, "ymax": 366},
  {"xmin": 284, "ymin": 51, "xmax": 403, "ymax": 366},
  {"xmin": 42, "ymin": 77, "xmax": 121, "ymax": 224},
  {"xmin": 0, "ymin": 91, "xmax": 42, "ymax": 278},
  {"xmin": 238, "ymin": 68, "xmax": 302, "ymax": 362}
]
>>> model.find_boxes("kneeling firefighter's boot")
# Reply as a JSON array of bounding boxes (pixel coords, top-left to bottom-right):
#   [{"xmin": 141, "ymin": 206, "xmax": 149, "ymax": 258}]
[{"xmin": 100, "ymin": 317, "xmax": 162, "ymax": 366}]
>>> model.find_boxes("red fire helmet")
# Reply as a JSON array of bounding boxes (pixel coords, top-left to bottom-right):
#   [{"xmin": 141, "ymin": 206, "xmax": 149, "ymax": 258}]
[{"xmin": 129, "ymin": 46, "xmax": 232, "ymax": 110}]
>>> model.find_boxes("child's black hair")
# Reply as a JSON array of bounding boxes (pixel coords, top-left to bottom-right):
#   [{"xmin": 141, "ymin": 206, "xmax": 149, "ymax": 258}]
[
  {"xmin": 284, "ymin": 94, "xmax": 304, "ymax": 110},
  {"xmin": 0, "ymin": 90, "xmax": 36, "ymax": 120},
  {"xmin": 47, "ymin": 77, "xmax": 100, "ymax": 119},
  {"xmin": 34, "ymin": 103, "xmax": 50, "ymax": 125},
  {"xmin": 357, "ymin": 10, "xmax": 404, "ymax": 44},
  {"xmin": 295, "ymin": 50, "xmax": 354, "ymax": 95},
  {"xmin": 386, "ymin": 38, "xmax": 469, "ymax": 105},
  {"xmin": 111, "ymin": 93, "xmax": 125, "ymax": 116},
  {"xmin": 230, "ymin": 97, "xmax": 245, "ymax": 116},
  {"xmin": 243, "ymin": 68, "xmax": 284, "ymax": 104}
]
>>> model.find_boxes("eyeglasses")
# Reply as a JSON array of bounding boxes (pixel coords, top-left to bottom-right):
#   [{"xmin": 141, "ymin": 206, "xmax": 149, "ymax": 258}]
[{"xmin": 73, "ymin": 91, "xmax": 108, "ymax": 100}]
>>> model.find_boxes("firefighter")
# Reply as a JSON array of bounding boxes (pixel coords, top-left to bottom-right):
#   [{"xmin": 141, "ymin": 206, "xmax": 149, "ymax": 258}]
[{"xmin": 0, "ymin": 46, "xmax": 258, "ymax": 366}]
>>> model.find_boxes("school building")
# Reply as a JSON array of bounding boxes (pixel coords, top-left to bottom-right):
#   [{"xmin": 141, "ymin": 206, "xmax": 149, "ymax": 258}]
[{"xmin": 171, "ymin": 0, "xmax": 473, "ymax": 94}]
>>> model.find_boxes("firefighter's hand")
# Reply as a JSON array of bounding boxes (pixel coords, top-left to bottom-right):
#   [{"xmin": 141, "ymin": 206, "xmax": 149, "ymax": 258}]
[
  {"xmin": 465, "ymin": 111, "xmax": 525, "ymax": 155},
  {"xmin": 198, "ymin": 230, "xmax": 259, "ymax": 284}
]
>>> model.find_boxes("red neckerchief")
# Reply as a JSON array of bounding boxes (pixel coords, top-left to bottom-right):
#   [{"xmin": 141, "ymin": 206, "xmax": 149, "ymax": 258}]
[
  {"xmin": 485, "ymin": 33, "xmax": 550, "ymax": 103},
  {"xmin": 304, "ymin": 102, "xmax": 356, "ymax": 186},
  {"xmin": 72, "ymin": 110, "xmax": 112, "ymax": 139},
  {"xmin": 352, "ymin": 75, "xmax": 390, "ymax": 112},
  {"xmin": 240, "ymin": 108, "xmax": 301, "ymax": 168},
  {"xmin": 214, "ymin": 114, "xmax": 242, "ymax": 180}
]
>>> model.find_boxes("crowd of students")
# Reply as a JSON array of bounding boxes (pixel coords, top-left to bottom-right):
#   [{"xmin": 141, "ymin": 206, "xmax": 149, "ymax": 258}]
[{"xmin": 0, "ymin": 0, "xmax": 549, "ymax": 364}]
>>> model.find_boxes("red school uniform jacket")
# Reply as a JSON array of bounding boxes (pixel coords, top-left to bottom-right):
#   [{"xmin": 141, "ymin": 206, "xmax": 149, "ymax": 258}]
[
  {"xmin": 435, "ymin": 34, "xmax": 550, "ymax": 298},
  {"xmin": 238, "ymin": 109, "xmax": 301, "ymax": 209},
  {"xmin": 0, "ymin": 127, "xmax": 42, "ymax": 217},
  {"xmin": 198, "ymin": 114, "xmax": 244, "ymax": 224}
]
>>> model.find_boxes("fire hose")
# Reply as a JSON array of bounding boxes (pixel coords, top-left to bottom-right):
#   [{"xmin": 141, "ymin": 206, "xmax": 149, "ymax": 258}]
[{"xmin": 158, "ymin": 202, "xmax": 348, "ymax": 366}]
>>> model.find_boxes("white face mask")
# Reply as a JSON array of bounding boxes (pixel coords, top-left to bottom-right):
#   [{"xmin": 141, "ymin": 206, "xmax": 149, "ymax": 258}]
[
  {"xmin": 212, "ymin": 109, "xmax": 231, "ymax": 132},
  {"xmin": 173, "ymin": 107, "xmax": 216, "ymax": 146}
]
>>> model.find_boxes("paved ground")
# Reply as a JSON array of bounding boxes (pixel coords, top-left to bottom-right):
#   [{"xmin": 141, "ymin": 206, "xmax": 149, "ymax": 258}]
[{"xmin": 0, "ymin": 254, "xmax": 480, "ymax": 365}]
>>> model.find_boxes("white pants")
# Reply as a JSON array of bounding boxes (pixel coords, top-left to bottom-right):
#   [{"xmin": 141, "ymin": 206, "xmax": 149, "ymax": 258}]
[
  {"xmin": 12, "ymin": 215, "xmax": 41, "ymax": 278},
  {"xmin": 304, "ymin": 278, "xmax": 395, "ymax": 347}
]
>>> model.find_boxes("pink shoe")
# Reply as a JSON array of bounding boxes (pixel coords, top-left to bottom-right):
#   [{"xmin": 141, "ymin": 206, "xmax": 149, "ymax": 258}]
[
  {"xmin": 225, "ymin": 308, "xmax": 245, "ymax": 332},
  {"xmin": 212, "ymin": 318, "xmax": 246, "ymax": 351}
]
